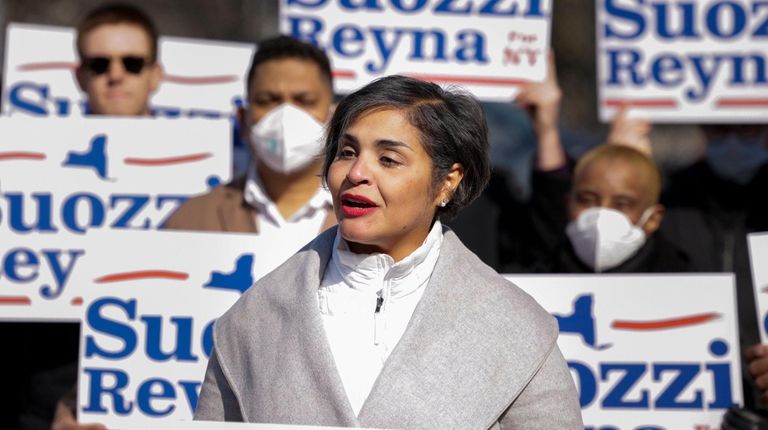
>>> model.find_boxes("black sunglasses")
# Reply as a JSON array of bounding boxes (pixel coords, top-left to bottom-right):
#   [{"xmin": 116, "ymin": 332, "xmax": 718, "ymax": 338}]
[{"xmin": 83, "ymin": 56, "xmax": 149, "ymax": 75}]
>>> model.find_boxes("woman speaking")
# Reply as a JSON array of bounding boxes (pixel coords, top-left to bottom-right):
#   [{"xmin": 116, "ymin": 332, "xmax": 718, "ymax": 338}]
[{"xmin": 194, "ymin": 76, "xmax": 582, "ymax": 428}]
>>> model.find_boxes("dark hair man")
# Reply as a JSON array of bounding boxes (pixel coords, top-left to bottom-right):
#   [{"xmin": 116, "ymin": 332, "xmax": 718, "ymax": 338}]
[{"xmin": 165, "ymin": 35, "xmax": 336, "ymax": 259}]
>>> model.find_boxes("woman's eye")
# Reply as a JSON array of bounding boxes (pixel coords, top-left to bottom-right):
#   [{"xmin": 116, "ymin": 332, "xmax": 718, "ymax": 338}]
[
  {"xmin": 380, "ymin": 156, "xmax": 400, "ymax": 167},
  {"xmin": 338, "ymin": 148, "xmax": 356, "ymax": 159}
]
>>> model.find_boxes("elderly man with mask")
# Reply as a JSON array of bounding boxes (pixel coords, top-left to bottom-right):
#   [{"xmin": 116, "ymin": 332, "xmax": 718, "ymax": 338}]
[
  {"xmin": 550, "ymin": 144, "xmax": 690, "ymax": 273},
  {"xmin": 164, "ymin": 36, "xmax": 335, "ymax": 260},
  {"xmin": 509, "ymin": 54, "xmax": 690, "ymax": 274}
]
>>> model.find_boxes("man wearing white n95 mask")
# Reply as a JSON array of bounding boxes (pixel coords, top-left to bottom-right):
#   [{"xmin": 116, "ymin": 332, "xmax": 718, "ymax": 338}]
[
  {"xmin": 164, "ymin": 36, "xmax": 336, "ymax": 251},
  {"xmin": 556, "ymin": 144, "xmax": 690, "ymax": 273}
]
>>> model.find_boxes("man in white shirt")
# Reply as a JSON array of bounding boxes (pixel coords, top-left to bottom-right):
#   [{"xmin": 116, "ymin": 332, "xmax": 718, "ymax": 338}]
[{"xmin": 164, "ymin": 35, "xmax": 336, "ymax": 261}]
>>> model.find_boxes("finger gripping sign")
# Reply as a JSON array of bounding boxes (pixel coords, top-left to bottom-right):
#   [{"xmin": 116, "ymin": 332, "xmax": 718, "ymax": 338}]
[
  {"xmin": 597, "ymin": 0, "xmax": 768, "ymax": 123},
  {"xmin": 280, "ymin": 0, "xmax": 552, "ymax": 100},
  {"xmin": 507, "ymin": 274, "xmax": 741, "ymax": 429}
]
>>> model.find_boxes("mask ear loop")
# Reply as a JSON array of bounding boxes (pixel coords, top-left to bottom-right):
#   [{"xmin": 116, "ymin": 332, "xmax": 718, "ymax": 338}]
[{"xmin": 635, "ymin": 206, "xmax": 656, "ymax": 227}]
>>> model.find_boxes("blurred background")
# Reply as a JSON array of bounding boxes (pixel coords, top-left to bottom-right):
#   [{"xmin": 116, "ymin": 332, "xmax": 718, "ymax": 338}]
[{"xmin": 0, "ymin": 0, "xmax": 705, "ymax": 193}]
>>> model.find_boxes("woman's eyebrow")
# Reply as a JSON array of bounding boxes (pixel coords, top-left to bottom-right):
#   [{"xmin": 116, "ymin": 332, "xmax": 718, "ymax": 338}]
[
  {"xmin": 377, "ymin": 139, "xmax": 413, "ymax": 152},
  {"xmin": 340, "ymin": 133, "xmax": 359, "ymax": 145}
]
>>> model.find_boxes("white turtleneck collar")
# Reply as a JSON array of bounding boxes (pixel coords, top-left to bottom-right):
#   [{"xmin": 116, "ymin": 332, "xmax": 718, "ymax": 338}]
[
  {"xmin": 317, "ymin": 220, "xmax": 444, "ymax": 416},
  {"xmin": 329, "ymin": 219, "xmax": 443, "ymax": 305}
]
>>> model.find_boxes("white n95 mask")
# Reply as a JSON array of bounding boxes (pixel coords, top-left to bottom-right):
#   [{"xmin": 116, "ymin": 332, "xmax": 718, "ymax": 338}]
[
  {"xmin": 565, "ymin": 207, "xmax": 654, "ymax": 272},
  {"xmin": 250, "ymin": 104, "xmax": 325, "ymax": 174}
]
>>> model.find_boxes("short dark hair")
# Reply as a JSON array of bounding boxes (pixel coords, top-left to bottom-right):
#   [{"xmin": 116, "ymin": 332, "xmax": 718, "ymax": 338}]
[
  {"xmin": 76, "ymin": 3, "xmax": 159, "ymax": 63},
  {"xmin": 246, "ymin": 35, "xmax": 333, "ymax": 95},
  {"xmin": 322, "ymin": 75, "xmax": 490, "ymax": 220}
]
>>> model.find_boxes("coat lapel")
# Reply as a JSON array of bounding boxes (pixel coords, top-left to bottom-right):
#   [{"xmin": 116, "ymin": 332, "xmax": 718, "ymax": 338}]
[
  {"xmin": 358, "ymin": 230, "xmax": 556, "ymax": 429},
  {"xmin": 226, "ymin": 227, "xmax": 358, "ymax": 426},
  {"xmin": 289, "ymin": 230, "xmax": 360, "ymax": 426}
]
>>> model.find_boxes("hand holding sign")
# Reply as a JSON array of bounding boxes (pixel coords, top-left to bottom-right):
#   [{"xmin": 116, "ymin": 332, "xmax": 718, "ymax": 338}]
[
  {"xmin": 514, "ymin": 51, "xmax": 566, "ymax": 171},
  {"xmin": 606, "ymin": 106, "xmax": 653, "ymax": 156},
  {"xmin": 51, "ymin": 401, "xmax": 106, "ymax": 430},
  {"xmin": 746, "ymin": 343, "xmax": 768, "ymax": 405}
]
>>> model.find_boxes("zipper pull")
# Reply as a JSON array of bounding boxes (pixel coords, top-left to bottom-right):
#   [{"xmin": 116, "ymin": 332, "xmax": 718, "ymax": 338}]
[{"xmin": 374, "ymin": 295, "xmax": 384, "ymax": 345}]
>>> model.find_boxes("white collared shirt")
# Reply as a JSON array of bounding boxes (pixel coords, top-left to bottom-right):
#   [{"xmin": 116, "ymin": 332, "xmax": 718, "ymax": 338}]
[
  {"xmin": 318, "ymin": 221, "xmax": 443, "ymax": 416},
  {"xmin": 243, "ymin": 165, "xmax": 332, "ymax": 259}
]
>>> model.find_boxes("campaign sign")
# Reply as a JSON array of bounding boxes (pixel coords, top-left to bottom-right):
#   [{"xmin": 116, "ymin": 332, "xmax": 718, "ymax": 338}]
[
  {"xmin": 280, "ymin": 0, "xmax": 552, "ymax": 100},
  {"xmin": 0, "ymin": 233, "xmax": 87, "ymax": 320},
  {"xmin": 76, "ymin": 230, "xmax": 293, "ymax": 427},
  {"xmin": 508, "ymin": 274, "xmax": 741, "ymax": 429},
  {"xmin": 749, "ymin": 232, "xmax": 768, "ymax": 343},
  {"xmin": 2, "ymin": 23, "xmax": 254, "ymax": 118},
  {"xmin": 596, "ymin": 0, "xmax": 768, "ymax": 123},
  {"xmin": 0, "ymin": 117, "xmax": 231, "ymax": 320},
  {"xmin": 120, "ymin": 422, "xmax": 374, "ymax": 429}
]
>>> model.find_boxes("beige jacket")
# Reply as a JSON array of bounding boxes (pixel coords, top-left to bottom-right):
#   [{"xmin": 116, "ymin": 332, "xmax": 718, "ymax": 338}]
[{"xmin": 163, "ymin": 175, "xmax": 336, "ymax": 233}]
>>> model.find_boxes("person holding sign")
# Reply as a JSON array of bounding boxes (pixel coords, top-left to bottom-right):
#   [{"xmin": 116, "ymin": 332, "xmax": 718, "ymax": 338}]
[
  {"xmin": 194, "ymin": 76, "xmax": 583, "ymax": 427},
  {"xmin": 19, "ymin": 5, "xmax": 162, "ymax": 430},
  {"xmin": 512, "ymin": 54, "xmax": 689, "ymax": 273},
  {"xmin": 661, "ymin": 124, "xmax": 768, "ymax": 410},
  {"xmin": 74, "ymin": 3, "xmax": 162, "ymax": 116},
  {"xmin": 165, "ymin": 36, "xmax": 335, "ymax": 257},
  {"xmin": 557, "ymin": 144, "xmax": 689, "ymax": 273}
]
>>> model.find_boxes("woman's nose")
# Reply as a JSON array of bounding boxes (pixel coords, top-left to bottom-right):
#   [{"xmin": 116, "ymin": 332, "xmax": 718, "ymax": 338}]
[{"xmin": 346, "ymin": 156, "xmax": 371, "ymax": 185}]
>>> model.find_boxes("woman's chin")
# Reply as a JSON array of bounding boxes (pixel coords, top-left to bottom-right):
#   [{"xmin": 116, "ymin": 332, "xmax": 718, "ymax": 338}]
[{"xmin": 338, "ymin": 226, "xmax": 380, "ymax": 251}]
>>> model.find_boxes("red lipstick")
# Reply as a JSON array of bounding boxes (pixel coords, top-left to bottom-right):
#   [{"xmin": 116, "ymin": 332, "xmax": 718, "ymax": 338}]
[{"xmin": 340, "ymin": 193, "xmax": 378, "ymax": 217}]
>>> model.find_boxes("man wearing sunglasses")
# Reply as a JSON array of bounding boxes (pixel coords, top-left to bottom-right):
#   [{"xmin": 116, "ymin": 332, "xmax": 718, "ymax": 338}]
[
  {"xmin": 75, "ymin": 3, "xmax": 162, "ymax": 116},
  {"xmin": 21, "ymin": 6, "xmax": 164, "ymax": 430}
]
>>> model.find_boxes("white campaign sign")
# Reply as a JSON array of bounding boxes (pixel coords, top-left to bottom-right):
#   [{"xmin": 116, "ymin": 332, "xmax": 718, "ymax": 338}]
[
  {"xmin": 0, "ymin": 117, "xmax": 231, "ymax": 320},
  {"xmin": 749, "ymin": 232, "xmax": 768, "ymax": 343},
  {"xmin": 2, "ymin": 23, "xmax": 254, "ymax": 118},
  {"xmin": 508, "ymin": 274, "xmax": 741, "ymax": 429},
  {"xmin": 280, "ymin": 0, "xmax": 551, "ymax": 100},
  {"xmin": 596, "ymin": 0, "xmax": 768, "ymax": 123},
  {"xmin": 119, "ymin": 422, "xmax": 374, "ymax": 429},
  {"xmin": 76, "ymin": 230, "xmax": 295, "ymax": 427}
]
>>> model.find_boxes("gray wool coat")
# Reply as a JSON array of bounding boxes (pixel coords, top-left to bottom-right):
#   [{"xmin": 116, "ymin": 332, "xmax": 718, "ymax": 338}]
[{"xmin": 194, "ymin": 226, "xmax": 583, "ymax": 429}]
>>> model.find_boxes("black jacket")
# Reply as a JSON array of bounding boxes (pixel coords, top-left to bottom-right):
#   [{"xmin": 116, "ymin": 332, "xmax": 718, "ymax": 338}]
[
  {"xmin": 549, "ymin": 234, "xmax": 691, "ymax": 274},
  {"xmin": 525, "ymin": 168, "xmax": 692, "ymax": 274}
]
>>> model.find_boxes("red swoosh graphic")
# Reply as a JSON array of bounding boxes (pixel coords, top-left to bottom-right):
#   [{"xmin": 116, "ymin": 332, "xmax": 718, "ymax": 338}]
[
  {"xmin": 407, "ymin": 73, "xmax": 529, "ymax": 87},
  {"xmin": 612, "ymin": 312, "xmax": 720, "ymax": 331},
  {"xmin": 0, "ymin": 151, "xmax": 46, "ymax": 161},
  {"xmin": 124, "ymin": 152, "xmax": 212, "ymax": 166},
  {"xmin": 17, "ymin": 61, "xmax": 76, "ymax": 72},
  {"xmin": 163, "ymin": 74, "xmax": 238, "ymax": 85},
  {"xmin": 604, "ymin": 98, "xmax": 678, "ymax": 108},
  {"xmin": 717, "ymin": 98, "xmax": 768, "ymax": 108},
  {"xmin": 71, "ymin": 297, "xmax": 84, "ymax": 306},
  {"xmin": 0, "ymin": 296, "xmax": 32, "ymax": 305},
  {"xmin": 333, "ymin": 69, "xmax": 356, "ymax": 79},
  {"xmin": 94, "ymin": 270, "xmax": 189, "ymax": 283}
]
